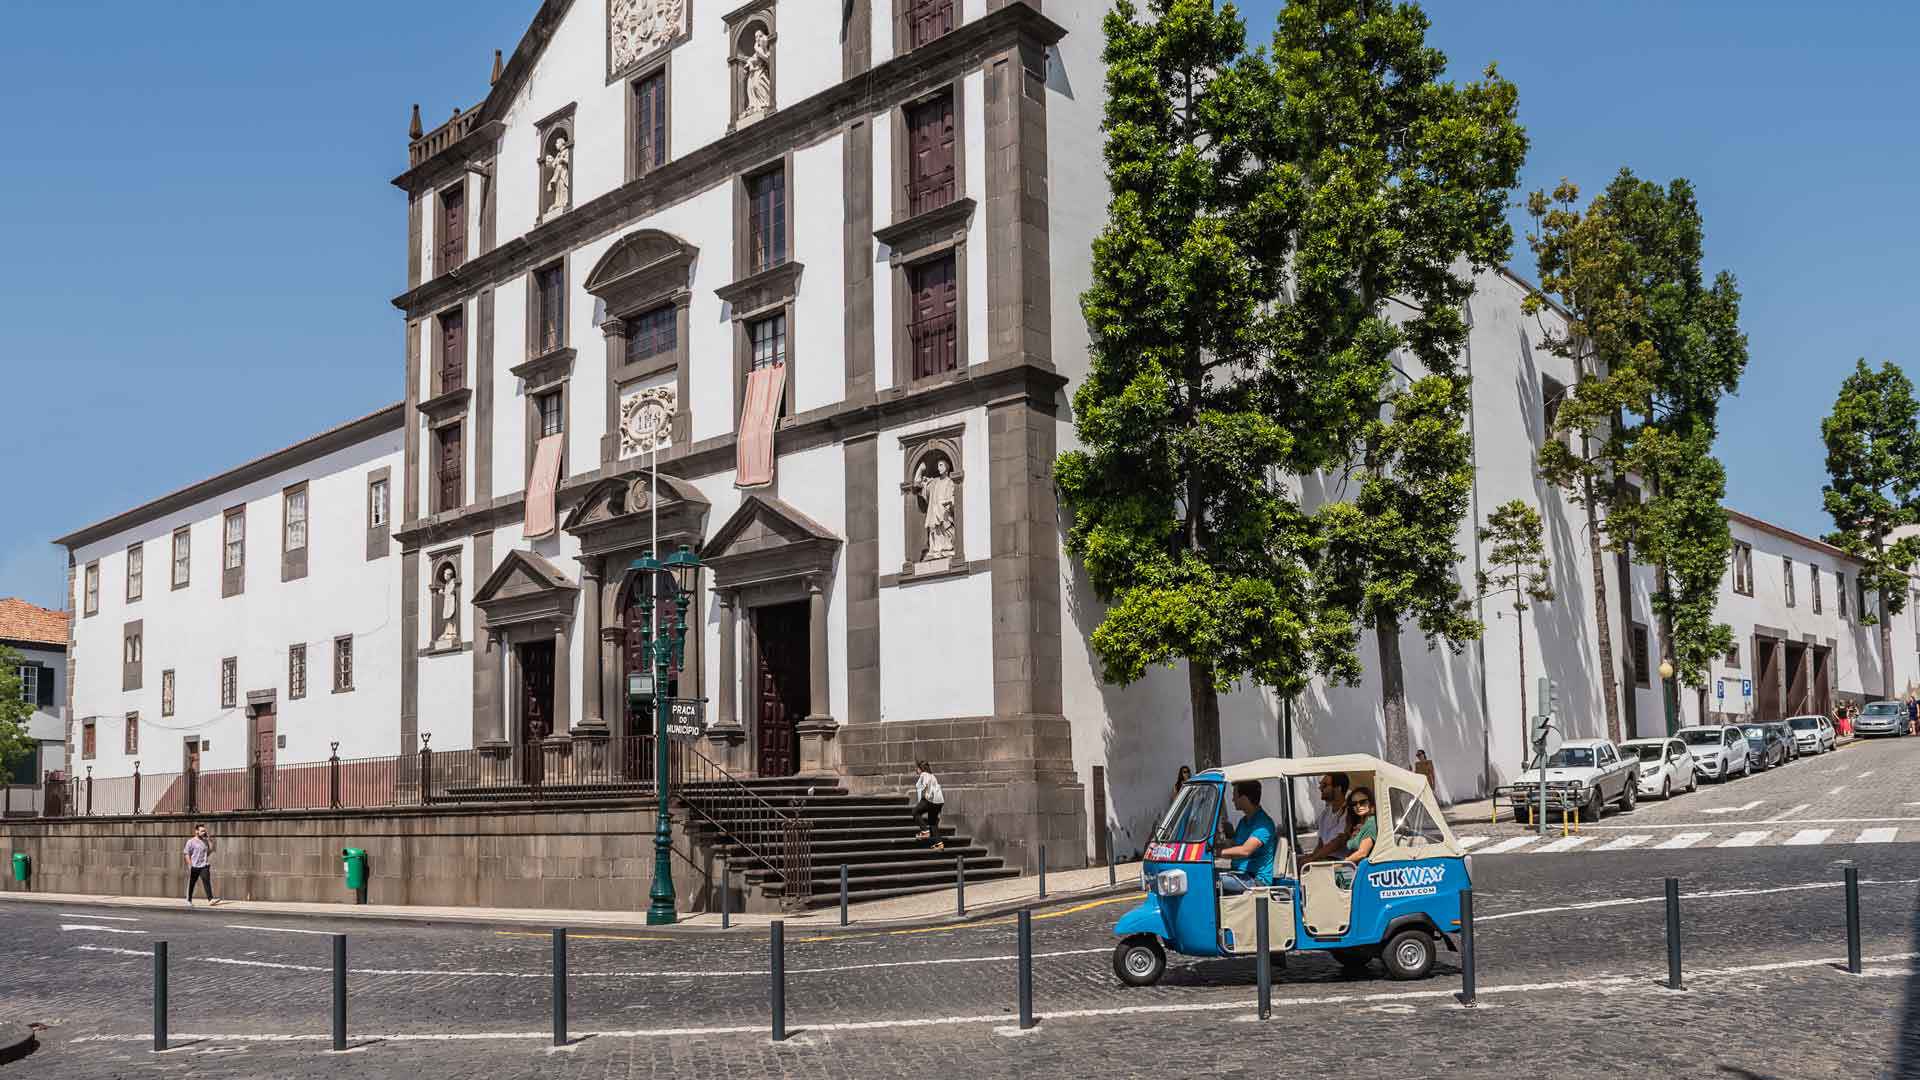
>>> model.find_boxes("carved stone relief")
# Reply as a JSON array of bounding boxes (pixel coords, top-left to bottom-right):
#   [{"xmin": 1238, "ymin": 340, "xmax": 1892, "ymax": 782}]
[
  {"xmin": 619, "ymin": 380, "xmax": 678, "ymax": 459},
  {"xmin": 610, "ymin": 0, "xmax": 687, "ymax": 76}
]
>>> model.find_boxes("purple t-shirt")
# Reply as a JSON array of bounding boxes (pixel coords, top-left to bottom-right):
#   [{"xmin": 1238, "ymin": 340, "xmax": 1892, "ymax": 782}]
[{"xmin": 184, "ymin": 837, "xmax": 211, "ymax": 868}]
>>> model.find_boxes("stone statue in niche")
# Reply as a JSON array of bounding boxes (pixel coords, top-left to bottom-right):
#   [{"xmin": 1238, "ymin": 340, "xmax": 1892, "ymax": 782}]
[
  {"xmin": 543, "ymin": 133, "xmax": 571, "ymax": 219},
  {"xmin": 431, "ymin": 560, "xmax": 462, "ymax": 649},
  {"xmin": 914, "ymin": 455, "xmax": 957, "ymax": 564},
  {"xmin": 610, "ymin": 0, "xmax": 685, "ymax": 72},
  {"xmin": 740, "ymin": 28, "xmax": 774, "ymax": 124}
]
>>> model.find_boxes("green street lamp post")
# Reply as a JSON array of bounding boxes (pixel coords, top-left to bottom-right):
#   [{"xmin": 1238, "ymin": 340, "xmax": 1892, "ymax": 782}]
[
  {"xmin": 1659, "ymin": 658, "xmax": 1678, "ymax": 736},
  {"xmin": 626, "ymin": 544, "xmax": 703, "ymax": 926}
]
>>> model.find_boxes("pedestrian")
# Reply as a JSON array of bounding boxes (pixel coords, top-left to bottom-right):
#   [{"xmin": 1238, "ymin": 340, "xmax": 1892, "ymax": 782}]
[
  {"xmin": 1171, "ymin": 764, "xmax": 1191, "ymax": 802},
  {"xmin": 1413, "ymin": 749, "xmax": 1438, "ymax": 794},
  {"xmin": 183, "ymin": 824, "xmax": 217, "ymax": 907},
  {"xmin": 1908, "ymin": 697, "xmax": 1918, "ymax": 736},
  {"xmin": 912, "ymin": 760, "xmax": 945, "ymax": 851}
]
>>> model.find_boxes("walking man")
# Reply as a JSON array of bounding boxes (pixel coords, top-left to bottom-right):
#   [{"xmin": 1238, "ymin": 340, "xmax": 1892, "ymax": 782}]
[{"xmin": 184, "ymin": 824, "xmax": 217, "ymax": 906}]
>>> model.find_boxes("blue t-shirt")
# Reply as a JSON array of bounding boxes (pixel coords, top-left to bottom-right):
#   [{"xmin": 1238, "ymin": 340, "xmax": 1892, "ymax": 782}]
[{"xmin": 1230, "ymin": 808, "xmax": 1277, "ymax": 884}]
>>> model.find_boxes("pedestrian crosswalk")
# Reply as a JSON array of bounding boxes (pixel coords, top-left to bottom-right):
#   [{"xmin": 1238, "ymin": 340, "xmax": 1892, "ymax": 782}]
[{"xmin": 1455, "ymin": 824, "xmax": 1910, "ymax": 856}]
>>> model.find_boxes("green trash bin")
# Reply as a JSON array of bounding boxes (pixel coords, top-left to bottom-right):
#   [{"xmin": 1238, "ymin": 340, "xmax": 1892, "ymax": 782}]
[
  {"xmin": 342, "ymin": 848, "xmax": 368, "ymax": 891},
  {"xmin": 10, "ymin": 852, "xmax": 28, "ymax": 884}
]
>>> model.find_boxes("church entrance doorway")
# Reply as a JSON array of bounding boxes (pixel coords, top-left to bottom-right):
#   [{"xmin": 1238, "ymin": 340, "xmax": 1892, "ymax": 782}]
[
  {"xmin": 518, "ymin": 640, "xmax": 556, "ymax": 784},
  {"xmin": 753, "ymin": 601, "xmax": 808, "ymax": 777}
]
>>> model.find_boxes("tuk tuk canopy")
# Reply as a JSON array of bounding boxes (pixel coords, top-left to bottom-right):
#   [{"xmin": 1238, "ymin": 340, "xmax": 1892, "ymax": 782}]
[{"xmin": 1198, "ymin": 754, "xmax": 1461, "ymax": 864}]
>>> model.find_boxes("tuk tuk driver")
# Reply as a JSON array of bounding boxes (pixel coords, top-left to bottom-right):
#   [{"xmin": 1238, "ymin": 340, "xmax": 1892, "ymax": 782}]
[{"xmin": 1214, "ymin": 780, "xmax": 1277, "ymax": 895}]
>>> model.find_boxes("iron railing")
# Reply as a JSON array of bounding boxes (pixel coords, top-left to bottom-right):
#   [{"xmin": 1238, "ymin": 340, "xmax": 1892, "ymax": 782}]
[{"xmin": 676, "ymin": 742, "xmax": 813, "ymax": 911}]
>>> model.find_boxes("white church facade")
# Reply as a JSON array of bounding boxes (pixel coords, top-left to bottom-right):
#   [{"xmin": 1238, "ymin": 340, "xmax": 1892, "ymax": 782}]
[{"xmin": 52, "ymin": 0, "xmax": 1918, "ymax": 871}]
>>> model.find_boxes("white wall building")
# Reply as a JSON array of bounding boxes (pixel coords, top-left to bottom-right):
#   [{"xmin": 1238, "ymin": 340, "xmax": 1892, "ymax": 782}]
[
  {"xmin": 55, "ymin": 406, "xmax": 403, "ymax": 808},
  {"xmin": 56, "ymin": 0, "xmax": 1906, "ymax": 873},
  {"xmin": 3, "ymin": 598, "xmax": 70, "ymax": 815}
]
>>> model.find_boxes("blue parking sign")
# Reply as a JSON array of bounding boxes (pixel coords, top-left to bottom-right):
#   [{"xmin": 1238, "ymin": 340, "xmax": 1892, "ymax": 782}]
[
  {"xmin": 1716, "ymin": 679, "xmax": 1725, "ymax": 700},
  {"xmin": 1742, "ymin": 678, "xmax": 1752, "ymax": 698}
]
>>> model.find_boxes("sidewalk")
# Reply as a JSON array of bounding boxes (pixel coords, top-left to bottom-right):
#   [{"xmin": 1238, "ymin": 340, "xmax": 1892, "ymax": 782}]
[{"xmin": 0, "ymin": 860, "xmax": 1143, "ymax": 934}]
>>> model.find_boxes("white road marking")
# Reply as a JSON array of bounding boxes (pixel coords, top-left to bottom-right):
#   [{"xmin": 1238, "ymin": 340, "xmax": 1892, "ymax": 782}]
[
  {"xmin": 1702, "ymin": 801, "xmax": 1762, "ymax": 815},
  {"xmin": 1595, "ymin": 835, "xmax": 1650, "ymax": 852},
  {"xmin": 1477, "ymin": 877, "xmax": 1920, "ymax": 923},
  {"xmin": 1455, "ymin": 836, "xmax": 1490, "ymax": 850},
  {"xmin": 1653, "ymin": 832, "xmax": 1710, "ymax": 850},
  {"xmin": 1859, "ymin": 770, "xmax": 1875, "ymax": 779},
  {"xmin": 1534, "ymin": 836, "xmax": 1591, "ymax": 854},
  {"xmin": 58, "ymin": 913, "xmax": 141, "ymax": 921},
  {"xmin": 1717, "ymin": 831, "xmax": 1770, "ymax": 848},
  {"xmin": 1579, "ymin": 816, "xmax": 1920, "ymax": 830},
  {"xmin": 60, "ymin": 924, "xmax": 146, "ymax": 935},
  {"xmin": 1765, "ymin": 804, "xmax": 1811, "ymax": 822},
  {"xmin": 1784, "ymin": 829, "xmax": 1833, "ymax": 846},
  {"xmin": 1856, "ymin": 827, "xmax": 1900, "ymax": 844},
  {"xmin": 1828, "ymin": 787, "xmax": 1846, "ymax": 797},
  {"xmin": 1476, "ymin": 836, "xmax": 1539, "ymax": 855},
  {"xmin": 64, "ymin": 951, "xmax": 1920, "ymax": 1046},
  {"xmin": 71, "ymin": 943, "xmax": 1110, "ymax": 980},
  {"xmin": 226, "ymin": 924, "xmax": 339, "ymax": 936}
]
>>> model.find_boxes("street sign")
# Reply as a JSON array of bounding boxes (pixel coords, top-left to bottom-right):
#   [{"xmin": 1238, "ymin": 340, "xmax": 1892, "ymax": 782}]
[
  {"xmin": 665, "ymin": 698, "xmax": 706, "ymax": 741},
  {"xmin": 1716, "ymin": 679, "xmax": 1725, "ymax": 701},
  {"xmin": 1742, "ymin": 679, "xmax": 1752, "ymax": 698}
]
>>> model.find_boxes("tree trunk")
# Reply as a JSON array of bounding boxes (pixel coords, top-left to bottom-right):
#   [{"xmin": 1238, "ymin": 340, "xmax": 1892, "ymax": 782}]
[
  {"xmin": 1657, "ymin": 562, "xmax": 1679, "ymax": 735},
  {"xmin": 1188, "ymin": 659, "xmax": 1222, "ymax": 771},
  {"xmin": 1880, "ymin": 589, "xmax": 1896, "ymax": 699},
  {"xmin": 1516, "ymin": 606, "xmax": 1528, "ymax": 765},
  {"xmin": 1582, "ymin": 478, "xmax": 1623, "ymax": 745},
  {"xmin": 1377, "ymin": 621, "xmax": 1411, "ymax": 768}
]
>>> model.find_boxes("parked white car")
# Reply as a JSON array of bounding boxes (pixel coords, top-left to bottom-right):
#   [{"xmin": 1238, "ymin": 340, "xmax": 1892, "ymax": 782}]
[
  {"xmin": 1620, "ymin": 737, "xmax": 1697, "ymax": 799},
  {"xmin": 1786, "ymin": 714, "xmax": 1836, "ymax": 754},
  {"xmin": 1509, "ymin": 739, "xmax": 1639, "ymax": 822},
  {"xmin": 1677, "ymin": 725, "xmax": 1752, "ymax": 782}
]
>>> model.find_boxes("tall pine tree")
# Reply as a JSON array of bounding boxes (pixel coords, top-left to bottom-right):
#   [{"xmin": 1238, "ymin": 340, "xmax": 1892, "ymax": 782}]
[{"xmin": 1822, "ymin": 359, "xmax": 1920, "ymax": 697}]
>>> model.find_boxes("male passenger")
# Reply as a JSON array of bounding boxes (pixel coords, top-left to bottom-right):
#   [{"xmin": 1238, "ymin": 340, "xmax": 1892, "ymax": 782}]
[
  {"xmin": 1303, "ymin": 772, "xmax": 1350, "ymax": 863},
  {"xmin": 1215, "ymin": 780, "xmax": 1277, "ymax": 895}
]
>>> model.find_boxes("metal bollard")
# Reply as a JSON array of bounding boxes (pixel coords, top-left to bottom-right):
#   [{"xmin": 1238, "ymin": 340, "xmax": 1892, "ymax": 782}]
[
  {"xmin": 1039, "ymin": 846, "xmax": 1047, "ymax": 900},
  {"xmin": 1256, "ymin": 894, "xmax": 1271, "ymax": 1020},
  {"xmin": 1845, "ymin": 867, "xmax": 1862, "ymax": 975},
  {"xmin": 331, "ymin": 934, "xmax": 347, "ymax": 1051},
  {"xmin": 840, "ymin": 863, "xmax": 850, "ymax": 927},
  {"xmin": 1664, "ymin": 878, "xmax": 1683, "ymax": 990},
  {"xmin": 1017, "ymin": 909, "xmax": 1035, "ymax": 1030},
  {"xmin": 956, "ymin": 855, "xmax": 966, "ymax": 916},
  {"xmin": 552, "ymin": 928, "xmax": 567, "ymax": 1046},
  {"xmin": 720, "ymin": 859, "xmax": 731, "ymax": 930},
  {"xmin": 153, "ymin": 941, "xmax": 168, "ymax": 1051},
  {"xmin": 770, "ymin": 920, "xmax": 787, "ymax": 1042},
  {"xmin": 1457, "ymin": 889, "xmax": 1476, "ymax": 1006},
  {"xmin": 1108, "ymin": 827, "xmax": 1117, "ymax": 887}
]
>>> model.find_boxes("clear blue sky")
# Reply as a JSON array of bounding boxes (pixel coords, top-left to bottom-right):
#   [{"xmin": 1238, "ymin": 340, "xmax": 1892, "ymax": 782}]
[{"xmin": 2, "ymin": 1, "xmax": 1913, "ymax": 608}]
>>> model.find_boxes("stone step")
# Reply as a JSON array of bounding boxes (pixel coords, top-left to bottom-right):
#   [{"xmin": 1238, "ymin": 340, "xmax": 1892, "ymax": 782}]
[
  {"xmin": 739, "ymin": 851, "xmax": 998, "ymax": 883},
  {"xmin": 764, "ymin": 867, "xmax": 1023, "ymax": 904}
]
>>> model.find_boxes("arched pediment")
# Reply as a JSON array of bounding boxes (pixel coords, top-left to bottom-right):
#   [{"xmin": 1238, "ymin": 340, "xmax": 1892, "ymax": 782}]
[
  {"xmin": 584, "ymin": 229, "xmax": 698, "ymax": 314},
  {"xmin": 562, "ymin": 470, "xmax": 711, "ymax": 560}
]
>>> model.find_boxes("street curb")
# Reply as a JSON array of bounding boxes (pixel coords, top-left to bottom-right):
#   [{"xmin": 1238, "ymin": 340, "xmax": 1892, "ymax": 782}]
[
  {"xmin": 0, "ymin": 881, "xmax": 1144, "ymax": 936},
  {"xmin": 0, "ymin": 1024, "xmax": 37, "ymax": 1066}
]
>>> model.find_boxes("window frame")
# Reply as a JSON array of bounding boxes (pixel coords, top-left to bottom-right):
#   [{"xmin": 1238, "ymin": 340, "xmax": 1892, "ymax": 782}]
[
  {"xmin": 626, "ymin": 59, "xmax": 672, "ymax": 183},
  {"xmin": 1783, "ymin": 556, "xmax": 1795, "ymax": 607},
  {"xmin": 901, "ymin": 88, "xmax": 958, "ymax": 218},
  {"xmin": 282, "ymin": 482, "xmax": 309, "ymax": 583},
  {"xmin": 17, "ymin": 664, "xmax": 38, "ymax": 707},
  {"xmin": 434, "ymin": 304, "xmax": 467, "ymax": 396},
  {"xmin": 433, "ymin": 421, "xmax": 465, "ymax": 515},
  {"xmin": 83, "ymin": 561, "xmax": 99, "ymax": 616},
  {"xmin": 161, "ymin": 668, "xmax": 175, "ymax": 717},
  {"xmin": 122, "ymin": 620, "xmax": 143, "ymax": 693},
  {"xmin": 1631, "ymin": 623, "xmax": 1651, "ymax": 688},
  {"xmin": 171, "ymin": 526, "xmax": 191, "ymax": 590},
  {"xmin": 125, "ymin": 542, "xmax": 143, "ymax": 603},
  {"xmin": 736, "ymin": 308, "xmax": 797, "ymax": 424},
  {"xmin": 289, "ymin": 643, "xmax": 307, "ymax": 701},
  {"xmin": 1810, "ymin": 563, "xmax": 1822, "ymax": 614},
  {"xmin": 895, "ymin": 0, "xmax": 956, "ymax": 54},
  {"xmin": 222, "ymin": 506, "xmax": 246, "ymax": 598},
  {"xmin": 530, "ymin": 260, "xmax": 568, "ymax": 358},
  {"xmin": 436, "ymin": 179, "xmax": 466, "ymax": 274},
  {"xmin": 124, "ymin": 711, "xmax": 139, "ymax": 756},
  {"xmin": 366, "ymin": 468, "xmax": 392, "ymax": 562},
  {"xmin": 81, "ymin": 718, "xmax": 96, "ymax": 760},
  {"xmin": 1838, "ymin": 572, "xmax": 1849, "ymax": 620},
  {"xmin": 903, "ymin": 250, "xmax": 961, "ymax": 383},
  {"xmin": 742, "ymin": 163, "xmax": 789, "ymax": 276},
  {"xmin": 1731, "ymin": 541, "xmax": 1754, "ymax": 596},
  {"xmin": 333, "ymin": 635, "xmax": 354, "ymax": 694},
  {"xmin": 220, "ymin": 657, "xmax": 238, "ymax": 711}
]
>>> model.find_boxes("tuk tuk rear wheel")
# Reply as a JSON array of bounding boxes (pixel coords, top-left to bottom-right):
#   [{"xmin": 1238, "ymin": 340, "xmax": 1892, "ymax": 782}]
[
  {"xmin": 1113, "ymin": 935, "xmax": 1166, "ymax": 987},
  {"xmin": 1382, "ymin": 929, "xmax": 1436, "ymax": 980}
]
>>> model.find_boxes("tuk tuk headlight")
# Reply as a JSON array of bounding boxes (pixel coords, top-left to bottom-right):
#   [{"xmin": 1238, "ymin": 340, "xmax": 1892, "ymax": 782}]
[{"xmin": 1155, "ymin": 869, "xmax": 1188, "ymax": 897}]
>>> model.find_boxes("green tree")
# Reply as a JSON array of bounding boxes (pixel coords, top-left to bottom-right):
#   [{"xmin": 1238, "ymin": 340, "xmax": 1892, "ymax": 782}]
[
  {"xmin": 1476, "ymin": 500, "xmax": 1553, "ymax": 762},
  {"xmin": 1276, "ymin": 0, "xmax": 1527, "ymax": 767},
  {"xmin": 1821, "ymin": 359, "xmax": 1920, "ymax": 696},
  {"xmin": 1056, "ymin": 0, "xmax": 1353, "ymax": 769},
  {"xmin": 0, "ymin": 646, "xmax": 37, "ymax": 778}
]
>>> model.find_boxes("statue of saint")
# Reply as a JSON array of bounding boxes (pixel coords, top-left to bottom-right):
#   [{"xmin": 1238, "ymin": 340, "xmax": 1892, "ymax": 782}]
[
  {"xmin": 915, "ymin": 457, "xmax": 957, "ymax": 562},
  {"xmin": 433, "ymin": 562, "xmax": 461, "ymax": 648},
  {"xmin": 544, "ymin": 134, "xmax": 571, "ymax": 217},
  {"xmin": 743, "ymin": 30, "xmax": 773, "ymax": 119}
]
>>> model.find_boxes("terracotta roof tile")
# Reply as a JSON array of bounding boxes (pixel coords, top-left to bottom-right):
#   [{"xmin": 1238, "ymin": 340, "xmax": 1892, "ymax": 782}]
[{"xmin": 0, "ymin": 598, "xmax": 70, "ymax": 648}]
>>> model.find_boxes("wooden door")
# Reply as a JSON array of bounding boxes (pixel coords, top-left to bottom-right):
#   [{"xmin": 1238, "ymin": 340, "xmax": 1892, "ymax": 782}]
[
  {"xmin": 252, "ymin": 706, "xmax": 276, "ymax": 809},
  {"xmin": 909, "ymin": 256, "xmax": 957, "ymax": 380},
  {"xmin": 908, "ymin": 0, "xmax": 954, "ymax": 49},
  {"xmin": 753, "ymin": 602, "xmax": 809, "ymax": 777},
  {"xmin": 183, "ymin": 737, "xmax": 202, "ymax": 774},
  {"xmin": 906, "ymin": 93, "xmax": 955, "ymax": 215},
  {"xmin": 520, "ymin": 641, "xmax": 556, "ymax": 783}
]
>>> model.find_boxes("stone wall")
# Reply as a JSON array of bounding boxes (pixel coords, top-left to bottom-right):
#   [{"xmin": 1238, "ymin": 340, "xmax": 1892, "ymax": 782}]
[
  {"xmin": 842, "ymin": 714, "xmax": 1084, "ymax": 874},
  {"xmin": 0, "ymin": 801, "xmax": 755, "ymax": 913}
]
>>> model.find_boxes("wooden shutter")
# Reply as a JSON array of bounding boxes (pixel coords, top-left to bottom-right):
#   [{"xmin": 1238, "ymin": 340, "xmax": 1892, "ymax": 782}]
[
  {"xmin": 909, "ymin": 0, "xmax": 954, "ymax": 49},
  {"xmin": 441, "ymin": 183, "xmax": 466, "ymax": 270},
  {"xmin": 906, "ymin": 93, "xmax": 956, "ymax": 215},
  {"xmin": 440, "ymin": 309, "xmax": 465, "ymax": 392},
  {"xmin": 909, "ymin": 255, "xmax": 958, "ymax": 380},
  {"xmin": 36, "ymin": 665, "xmax": 54, "ymax": 707},
  {"xmin": 635, "ymin": 71, "xmax": 667, "ymax": 174},
  {"xmin": 438, "ymin": 424, "xmax": 463, "ymax": 513}
]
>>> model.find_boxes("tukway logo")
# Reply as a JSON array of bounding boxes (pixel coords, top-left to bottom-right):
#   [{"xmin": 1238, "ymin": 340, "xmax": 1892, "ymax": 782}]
[{"xmin": 1366, "ymin": 865, "xmax": 1446, "ymax": 899}]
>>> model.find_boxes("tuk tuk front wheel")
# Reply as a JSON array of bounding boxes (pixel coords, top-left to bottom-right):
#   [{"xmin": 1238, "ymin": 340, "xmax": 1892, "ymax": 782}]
[
  {"xmin": 1382, "ymin": 929, "xmax": 1436, "ymax": 981},
  {"xmin": 1113, "ymin": 934, "xmax": 1166, "ymax": 987}
]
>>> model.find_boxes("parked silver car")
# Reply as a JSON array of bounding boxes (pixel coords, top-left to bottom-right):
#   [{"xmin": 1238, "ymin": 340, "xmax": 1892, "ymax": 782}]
[
  {"xmin": 1854, "ymin": 700, "xmax": 1909, "ymax": 737},
  {"xmin": 1678, "ymin": 725, "xmax": 1752, "ymax": 782},
  {"xmin": 1786, "ymin": 714, "xmax": 1836, "ymax": 754}
]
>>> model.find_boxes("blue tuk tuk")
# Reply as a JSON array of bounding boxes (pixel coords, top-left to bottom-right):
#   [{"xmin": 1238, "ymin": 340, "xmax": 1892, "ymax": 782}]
[{"xmin": 1112, "ymin": 754, "xmax": 1469, "ymax": 986}]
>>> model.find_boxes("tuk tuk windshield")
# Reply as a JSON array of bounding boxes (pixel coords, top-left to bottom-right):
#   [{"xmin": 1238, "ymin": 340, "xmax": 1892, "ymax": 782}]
[{"xmin": 1153, "ymin": 783, "xmax": 1222, "ymax": 844}]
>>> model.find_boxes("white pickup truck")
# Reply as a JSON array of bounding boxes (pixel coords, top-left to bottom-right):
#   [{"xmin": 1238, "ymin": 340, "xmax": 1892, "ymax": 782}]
[{"xmin": 1507, "ymin": 738, "xmax": 1639, "ymax": 823}]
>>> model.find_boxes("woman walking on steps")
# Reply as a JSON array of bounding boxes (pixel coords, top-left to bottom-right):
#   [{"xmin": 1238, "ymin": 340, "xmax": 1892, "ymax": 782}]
[{"xmin": 913, "ymin": 760, "xmax": 946, "ymax": 850}]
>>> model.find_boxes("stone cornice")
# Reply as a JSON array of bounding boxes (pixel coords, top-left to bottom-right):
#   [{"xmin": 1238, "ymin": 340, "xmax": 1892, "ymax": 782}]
[
  {"xmin": 390, "ymin": 3, "xmax": 1067, "ymax": 321},
  {"xmin": 391, "ymin": 357, "xmax": 1067, "ymax": 551},
  {"xmin": 417, "ymin": 387, "xmax": 473, "ymax": 425},
  {"xmin": 874, "ymin": 198, "xmax": 975, "ymax": 263},
  {"xmin": 508, "ymin": 346, "xmax": 577, "ymax": 388},
  {"xmin": 713, "ymin": 260, "xmax": 804, "ymax": 319}
]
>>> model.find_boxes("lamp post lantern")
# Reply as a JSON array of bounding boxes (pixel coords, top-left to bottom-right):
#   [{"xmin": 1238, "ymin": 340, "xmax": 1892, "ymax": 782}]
[{"xmin": 625, "ymin": 544, "xmax": 704, "ymax": 926}]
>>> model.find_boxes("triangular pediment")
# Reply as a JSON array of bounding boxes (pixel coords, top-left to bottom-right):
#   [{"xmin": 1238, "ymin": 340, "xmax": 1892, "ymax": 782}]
[
  {"xmin": 702, "ymin": 496, "xmax": 839, "ymax": 563},
  {"xmin": 562, "ymin": 471, "xmax": 709, "ymax": 535},
  {"xmin": 472, "ymin": 548, "xmax": 577, "ymax": 607}
]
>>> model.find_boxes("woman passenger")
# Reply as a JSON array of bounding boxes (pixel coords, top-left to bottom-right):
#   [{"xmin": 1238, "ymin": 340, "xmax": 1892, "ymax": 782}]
[{"xmin": 1342, "ymin": 788, "xmax": 1377, "ymax": 864}]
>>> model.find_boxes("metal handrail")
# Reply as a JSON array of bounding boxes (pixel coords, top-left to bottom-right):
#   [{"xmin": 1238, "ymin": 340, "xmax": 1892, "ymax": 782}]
[{"xmin": 674, "ymin": 742, "xmax": 813, "ymax": 911}]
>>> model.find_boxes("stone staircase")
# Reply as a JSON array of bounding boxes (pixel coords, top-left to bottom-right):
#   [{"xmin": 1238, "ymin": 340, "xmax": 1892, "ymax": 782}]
[{"xmin": 678, "ymin": 777, "xmax": 1019, "ymax": 908}]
